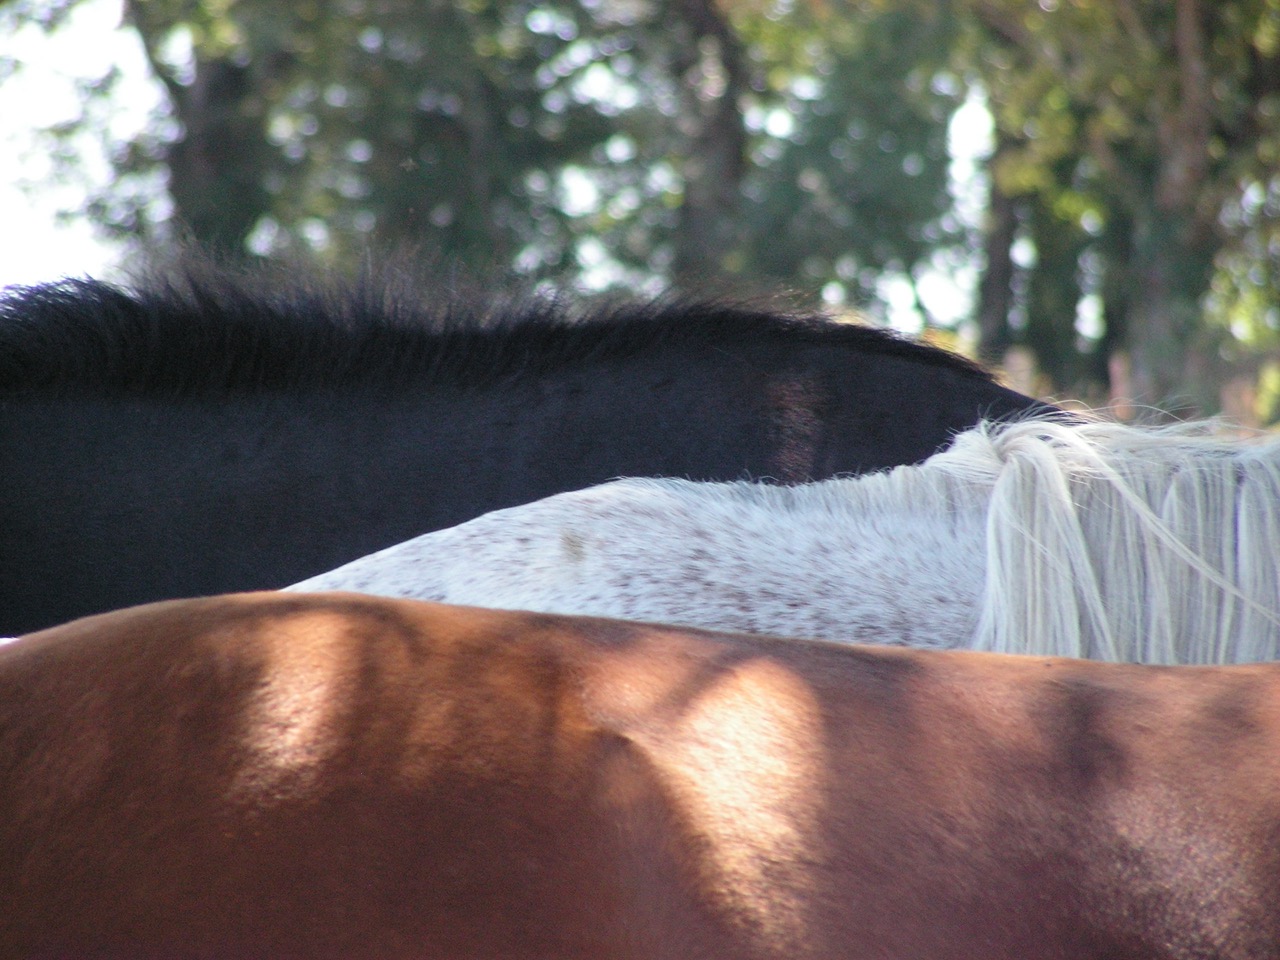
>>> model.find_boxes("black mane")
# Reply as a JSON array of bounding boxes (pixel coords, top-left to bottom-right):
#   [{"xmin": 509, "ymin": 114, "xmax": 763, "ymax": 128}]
[{"xmin": 0, "ymin": 259, "xmax": 999, "ymax": 396}]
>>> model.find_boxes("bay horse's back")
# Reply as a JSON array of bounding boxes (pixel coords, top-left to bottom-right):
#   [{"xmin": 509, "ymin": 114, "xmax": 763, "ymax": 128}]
[
  {"xmin": 9, "ymin": 593, "xmax": 1279, "ymax": 958},
  {"xmin": 0, "ymin": 594, "xmax": 727, "ymax": 960}
]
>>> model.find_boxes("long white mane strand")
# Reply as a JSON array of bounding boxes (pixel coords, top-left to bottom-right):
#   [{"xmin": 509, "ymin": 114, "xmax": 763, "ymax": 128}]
[{"xmin": 943, "ymin": 418, "xmax": 1280, "ymax": 664}]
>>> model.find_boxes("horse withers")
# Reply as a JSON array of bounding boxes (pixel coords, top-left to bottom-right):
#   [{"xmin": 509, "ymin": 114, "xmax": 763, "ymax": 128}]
[
  {"xmin": 4, "ymin": 591, "xmax": 1280, "ymax": 959},
  {"xmin": 0, "ymin": 257, "xmax": 1047, "ymax": 634}
]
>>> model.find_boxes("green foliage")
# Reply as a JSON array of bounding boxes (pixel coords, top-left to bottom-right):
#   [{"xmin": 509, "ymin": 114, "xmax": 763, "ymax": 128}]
[
  {"xmin": 7, "ymin": 0, "xmax": 970, "ymax": 297},
  {"xmin": 734, "ymin": 3, "xmax": 964, "ymax": 302},
  {"xmin": 955, "ymin": 0, "xmax": 1280, "ymax": 413}
]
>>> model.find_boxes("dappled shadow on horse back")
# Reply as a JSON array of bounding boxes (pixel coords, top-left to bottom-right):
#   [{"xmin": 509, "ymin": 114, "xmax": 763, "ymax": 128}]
[
  {"xmin": 0, "ymin": 251, "xmax": 1052, "ymax": 633},
  {"xmin": 4, "ymin": 591, "xmax": 1280, "ymax": 959}
]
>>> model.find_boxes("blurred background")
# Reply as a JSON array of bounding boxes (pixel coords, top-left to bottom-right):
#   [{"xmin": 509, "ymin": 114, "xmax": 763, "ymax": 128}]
[{"xmin": 2, "ymin": 0, "xmax": 1279, "ymax": 420}]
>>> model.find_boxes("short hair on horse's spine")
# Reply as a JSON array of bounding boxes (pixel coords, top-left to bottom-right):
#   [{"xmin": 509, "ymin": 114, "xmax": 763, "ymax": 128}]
[{"xmin": 0, "ymin": 254, "xmax": 999, "ymax": 397}]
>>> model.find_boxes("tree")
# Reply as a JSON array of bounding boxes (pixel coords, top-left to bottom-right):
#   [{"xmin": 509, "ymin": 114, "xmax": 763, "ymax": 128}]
[
  {"xmin": 732, "ymin": 1, "xmax": 965, "ymax": 310},
  {"xmin": 16, "ymin": 0, "xmax": 1280, "ymax": 418},
  {"xmin": 967, "ymin": 0, "xmax": 1280, "ymax": 414},
  {"xmin": 6, "ymin": 0, "xmax": 971, "ymax": 306}
]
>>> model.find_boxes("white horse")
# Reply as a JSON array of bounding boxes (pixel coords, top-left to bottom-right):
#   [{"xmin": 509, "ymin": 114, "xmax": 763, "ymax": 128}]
[{"xmin": 289, "ymin": 418, "xmax": 1280, "ymax": 664}]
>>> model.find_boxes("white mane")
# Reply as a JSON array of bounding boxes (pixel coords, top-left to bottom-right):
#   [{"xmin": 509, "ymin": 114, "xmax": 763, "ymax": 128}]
[
  {"xmin": 290, "ymin": 416, "xmax": 1280, "ymax": 664},
  {"xmin": 944, "ymin": 418, "xmax": 1280, "ymax": 663}
]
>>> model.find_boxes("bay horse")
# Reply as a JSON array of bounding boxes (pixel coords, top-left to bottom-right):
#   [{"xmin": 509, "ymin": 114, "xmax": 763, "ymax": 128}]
[
  {"xmin": 4, "ymin": 591, "xmax": 1280, "ymax": 959},
  {"xmin": 292, "ymin": 418, "xmax": 1280, "ymax": 664},
  {"xmin": 0, "ymin": 257, "xmax": 1046, "ymax": 634}
]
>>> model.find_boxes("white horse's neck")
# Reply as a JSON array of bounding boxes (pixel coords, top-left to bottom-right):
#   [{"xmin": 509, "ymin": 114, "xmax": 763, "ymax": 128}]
[
  {"xmin": 289, "ymin": 468, "xmax": 991, "ymax": 648},
  {"xmin": 291, "ymin": 418, "xmax": 1280, "ymax": 664}
]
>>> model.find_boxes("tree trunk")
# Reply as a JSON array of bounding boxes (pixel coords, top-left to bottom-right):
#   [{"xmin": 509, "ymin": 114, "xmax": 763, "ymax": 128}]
[
  {"xmin": 668, "ymin": 0, "xmax": 748, "ymax": 287},
  {"xmin": 125, "ymin": 0, "xmax": 277, "ymax": 254},
  {"xmin": 165, "ymin": 58, "xmax": 276, "ymax": 252},
  {"xmin": 976, "ymin": 141, "xmax": 1018, "ymax": 365},
  {"xmin": 1024, "ymin": 195, "xmax": 1087, "ymax": 393},
  {"xmin": 1124, "ymin": 208, "xmax": 1219, "ymax": 416},
  {"xmin": 1122, "ymin": 0, "xmax": 1220, "ymax": 415}
]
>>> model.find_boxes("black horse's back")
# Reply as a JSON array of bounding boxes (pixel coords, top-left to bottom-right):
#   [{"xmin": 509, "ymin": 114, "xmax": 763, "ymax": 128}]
[{"xmin": 0, "ymin": 259, "xmax": 1048, "ymax": 633}]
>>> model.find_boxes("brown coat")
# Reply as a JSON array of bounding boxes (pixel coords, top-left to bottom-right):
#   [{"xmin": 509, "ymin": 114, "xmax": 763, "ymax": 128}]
[{"xmin": 4, "ymin": 592, "xmax": 1279, "ymax": 959}]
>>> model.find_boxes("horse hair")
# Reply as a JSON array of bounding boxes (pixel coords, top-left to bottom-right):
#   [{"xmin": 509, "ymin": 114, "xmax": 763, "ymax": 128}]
[
  {"xmin": 292, "ymin": 415, "xmax": 1280, "ymax": 664},
  {"xmin": 668, "ymin": 416, "xmax": 1280, "ymax": 662},
  {"xmin": 0, "ymin": 254, "xmax": 997, "ymax": 395},
  {"xmin": 941, "ymin": 419, "xmax": 1280, "ymax": 663}
]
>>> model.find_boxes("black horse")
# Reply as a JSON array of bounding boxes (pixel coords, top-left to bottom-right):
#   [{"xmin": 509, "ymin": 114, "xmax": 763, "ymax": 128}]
[{"xmin": 0, "ymin": 259, "xmax": 1050, "ymax": 633}]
